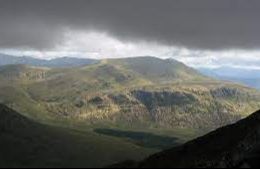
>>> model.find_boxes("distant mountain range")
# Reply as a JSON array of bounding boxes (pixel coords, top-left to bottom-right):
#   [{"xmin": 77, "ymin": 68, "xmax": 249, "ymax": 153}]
[
  {"xmin": 198, "ymin": 67, "xmax": 260, "ymax": 89},
  {"xmin": 0, "ymin": 53, "xmax": 98, "ymax": 68},
  {"xmin": 115, "ymin": 109, "xmax": 260, "ymax": 168},
  {"xmin": 2, "ymin": 53, "xmax": 260, "ymax": 90}
]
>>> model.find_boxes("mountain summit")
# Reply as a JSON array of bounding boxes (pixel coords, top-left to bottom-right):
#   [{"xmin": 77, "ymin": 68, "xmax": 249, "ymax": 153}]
[{"xmin": 105, "ymin": 57, "xmax": 205, "ymax": 83}]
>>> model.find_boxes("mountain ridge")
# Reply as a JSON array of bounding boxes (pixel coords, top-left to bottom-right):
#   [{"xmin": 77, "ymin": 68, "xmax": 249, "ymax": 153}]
[{"xmin": 0, "ymin": 53, "xmax": 98, "ymax": 68}]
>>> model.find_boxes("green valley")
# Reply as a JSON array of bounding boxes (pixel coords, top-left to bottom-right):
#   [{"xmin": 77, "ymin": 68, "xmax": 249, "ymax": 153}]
[
  {"xmin": 0, "ymin": 56, "xmax": 260, "ymax": 167},
  {"xmin": 0, "ymin": 104, "xmax": 154, "ymax": 167}
]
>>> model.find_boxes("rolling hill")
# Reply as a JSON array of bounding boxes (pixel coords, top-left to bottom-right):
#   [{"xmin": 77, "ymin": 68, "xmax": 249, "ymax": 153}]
[
  {"xmin": 107, "ymin": 57, "xmax": 204, "ymax": 82},
  {"xmin": 0, "ymin": 53, "xmax": 98, "ymax": 68},
  {"xmin": 117, "ymin": 109, "xmax": 260, "ymax": 168},
  {"xmin": 0, "ymin": 57, "xmax": 260, "ymax": 133},
  {"xmin": 1, "ymin": 56, "xmax": 260, "ymax": 167},
  {"xmin": 0, "ymin": 104, "xmax": 155, "ymax": 168}
]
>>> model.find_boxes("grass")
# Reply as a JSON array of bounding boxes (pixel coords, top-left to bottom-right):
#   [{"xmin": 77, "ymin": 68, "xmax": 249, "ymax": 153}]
[
  {"xmin": 1, "ymin": 57, "xmax": 260, "ymax": 167},
  {"xmin": 0, "ymin": 104, "xmax": 154, "ymax": 168},
  {"xmin": 93, "ymin": 127, "xmax": 200, "ymax": 150}
]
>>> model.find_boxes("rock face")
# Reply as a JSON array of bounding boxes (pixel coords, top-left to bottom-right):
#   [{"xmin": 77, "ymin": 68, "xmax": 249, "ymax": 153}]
[
  {"xmin": 210, "ymin": 87, "xmax": 247, "ymax": 99},
  {"xmin": 117, "ymin": 109, "xmax": 260, "ymax": 168},
  {"xmin": 44, "ymin": 86, "xmax": 259, "ymax": 131}
]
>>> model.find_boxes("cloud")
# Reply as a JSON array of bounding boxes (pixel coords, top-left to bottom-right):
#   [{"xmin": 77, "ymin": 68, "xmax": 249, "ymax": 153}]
[
  {"xmin": 0, "ymin": 30, "xmax": 173, "ymax": 59},
  {"xmin": 167, "ymin": 49, "xmax": 260, "ymax": 69},
  {"xmin": 59, "ymin": 30, "xmax": 173, "ymax": 58},
  {"xmin": 1, "ymin": 0, "xmax": 260, "ymax": 50},
  {"xmin": 1, "ymin": 0, "xmax": 260, "ymax": 70}
]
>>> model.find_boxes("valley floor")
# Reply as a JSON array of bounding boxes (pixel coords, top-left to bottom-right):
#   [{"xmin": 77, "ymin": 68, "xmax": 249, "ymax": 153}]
[{"xmin": 0, "ymin": 104, "xmax": 200, "ymax": 168}]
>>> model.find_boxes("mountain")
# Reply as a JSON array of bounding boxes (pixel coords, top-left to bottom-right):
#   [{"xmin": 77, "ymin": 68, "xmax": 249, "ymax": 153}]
[
  {"xmin": 0, "ymin": 104, "xmax": 154, "ymax": 168},
  {"xmin": 1, "ymin": 56, "xmax": 260, "ymax": 167},
  {"xmin": 0, "ymin": 53, "xmax": 98, "ymax": 68},
  {"xmin": 198, "ymin": 67, "xmax": 260, "ymax": 89},
  {"xmin": 118, "ymin": 109, "xmax": 260, "ymax": 168},
  {"xmin": 0, "ymin": 57, "xmax": 259, "ymax": 133},
  {"xmin": 108, "ymin": 57, "xmax": 205, "ymax": 82}
]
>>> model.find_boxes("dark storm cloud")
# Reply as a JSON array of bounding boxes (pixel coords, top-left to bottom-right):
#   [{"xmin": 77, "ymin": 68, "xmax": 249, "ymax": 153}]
[{"xmin": 1, "ymin": 0, "xmax": 260, "ymax": 50}]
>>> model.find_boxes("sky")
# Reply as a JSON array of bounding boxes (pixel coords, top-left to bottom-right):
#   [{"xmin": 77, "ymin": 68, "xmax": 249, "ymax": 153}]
[{"xmin": 0, "ymin": 0, "xmax": 260, "ymax": 69}]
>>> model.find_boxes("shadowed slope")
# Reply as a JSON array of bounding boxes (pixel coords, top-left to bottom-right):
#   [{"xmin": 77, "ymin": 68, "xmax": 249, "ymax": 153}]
[
  {"xmin": 116, "ymin": 109, "xmax": 260, "ymax": 168},
  {"xmin": 0, "ymin": 104, "xmax": 153, "ymax": 168}
]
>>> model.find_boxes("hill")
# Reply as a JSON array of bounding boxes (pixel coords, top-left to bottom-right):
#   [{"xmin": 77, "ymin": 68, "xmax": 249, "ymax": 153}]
[
  {"xmin": 107, "ymin": 57, "xmax": 205, "ymax": 83},
  {"xmin": 1, "ymin": 57, "xmax": 260, "ymax": 167},
  {"xmin": 0, "ymin": 64, "xmax": 49, "ymax": 82},
  {"xmin": 0, "ymin": 53, "xmax": 98, "ymax": 68},
  {"xmin": 0, "ymin": 57, "xmax": 259, "ymax": 132},
  {"xmin": 119, "ymin": 109, "xmax": 260, "ymax": 168},
  {"xmin": 0, "ymin": 104, "xmax": 154, "ymax": 168}
]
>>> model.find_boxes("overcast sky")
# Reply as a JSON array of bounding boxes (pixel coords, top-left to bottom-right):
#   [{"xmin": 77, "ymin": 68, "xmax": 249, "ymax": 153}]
[{"xmin": 1, "ymin": 0, "xmax": 260, "ymax": 68}]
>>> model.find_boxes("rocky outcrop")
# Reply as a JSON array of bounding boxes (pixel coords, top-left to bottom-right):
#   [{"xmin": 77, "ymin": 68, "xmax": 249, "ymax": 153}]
[
  {"xmin": 43, "ymin": 86, "xmax": 259, "ymax": 131},
  {"xmin": 210, "ymin": 87, "xmax": 248, "ymax": 99}
]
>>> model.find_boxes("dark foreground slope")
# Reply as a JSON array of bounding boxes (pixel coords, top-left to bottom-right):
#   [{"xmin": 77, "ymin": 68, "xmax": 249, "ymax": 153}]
[
  {"xmin": 115, "ymin": 109, "xmax": 260, "ymax": 168},
  {"xmin": 0, "ymin": 104, "xmax": 153, "ymax": 168}
]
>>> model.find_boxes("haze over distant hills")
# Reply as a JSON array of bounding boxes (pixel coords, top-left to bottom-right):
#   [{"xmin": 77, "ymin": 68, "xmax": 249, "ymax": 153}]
[
  {"xmin": 0, "ymin": 53, "xmax": 98, "ymax": 68},
  {"xmin": 199, "ymin": 67, "xmax": 260, "ymax": 89}
]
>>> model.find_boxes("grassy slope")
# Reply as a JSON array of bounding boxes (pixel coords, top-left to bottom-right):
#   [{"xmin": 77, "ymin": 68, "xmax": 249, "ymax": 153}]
[
  {"xmin": 1, "ymin": 57, "xmax": 260, "ymax": 167},
  {"xmin": 133, "ymin": 109, "xmax": 260, "ymax": 168},
  {"xmin": 108, "ymin": 57, "xmax": 205, "ymax": 82},
  {"xmin": 0, "ymin": 104, "xmax": 154, "ymax": 168},
  {"xmin": 0, "ymin": 57, "xmax": 260, "ymax": 129}
]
